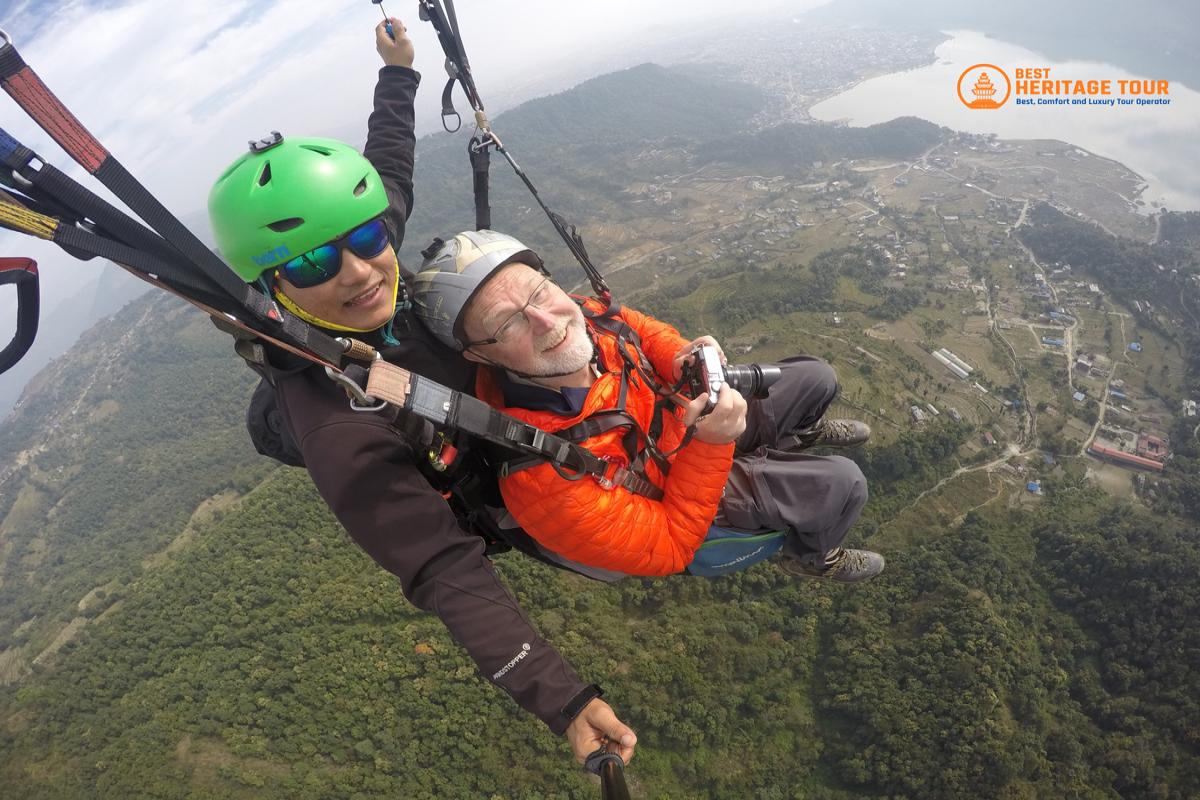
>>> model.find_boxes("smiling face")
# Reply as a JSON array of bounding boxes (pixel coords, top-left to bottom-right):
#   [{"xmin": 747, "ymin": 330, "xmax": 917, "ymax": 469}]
[
  {"xmin": 276, "ymin": 247, "xmax": 398, "ymax": 331},
  {"xmin": 460, "ymin": 262, "xmax": 594, "ymax": 385}
]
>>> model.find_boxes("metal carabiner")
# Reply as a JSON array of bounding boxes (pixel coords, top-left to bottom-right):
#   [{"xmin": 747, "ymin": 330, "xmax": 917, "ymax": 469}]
[{"xmin": 324, "ymin": 366, "xmax": 388, "ymax": 412}]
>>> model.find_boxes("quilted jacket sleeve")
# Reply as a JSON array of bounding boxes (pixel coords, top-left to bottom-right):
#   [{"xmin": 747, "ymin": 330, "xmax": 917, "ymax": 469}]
[
  {"xmin": 498, "ymin": 437, "xmax": 733, "ymax": 576},
  {"xmin": 613, "ymin": 305, "xmax": 689, "ymax": 379}
]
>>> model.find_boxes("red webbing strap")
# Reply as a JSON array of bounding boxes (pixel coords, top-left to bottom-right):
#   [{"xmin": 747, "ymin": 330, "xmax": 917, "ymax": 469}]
[
  {"xmin": 0, "ymin": 62, "xmax": 107, "ymax": 173},
  {"xmin": 0, "ymin": 37, "xmax": 349, "ymax": 369},
  {"xmin": 0, "ymin": 37, "xmax": 269, "ymax": 305}
]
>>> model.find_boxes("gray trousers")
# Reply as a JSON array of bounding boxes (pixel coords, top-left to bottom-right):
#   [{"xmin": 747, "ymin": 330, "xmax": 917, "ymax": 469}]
[{"xmin": 714, "ymin": 356, "xmax": 868, "ymax": 568}]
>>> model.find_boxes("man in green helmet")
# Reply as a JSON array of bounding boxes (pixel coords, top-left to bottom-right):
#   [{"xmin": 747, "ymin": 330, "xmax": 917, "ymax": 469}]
[{"xmin": 207, "ymin": 19, "xmax": 636, "ymax": 768}]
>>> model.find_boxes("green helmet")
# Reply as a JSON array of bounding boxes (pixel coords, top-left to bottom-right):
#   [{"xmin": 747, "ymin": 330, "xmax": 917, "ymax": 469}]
[
  {"xmin": 412, "ymin": 230, "xmax": 544, "ymax": 350},
  {"xmin": 208, "ymin": 133, "xmax": 390, "ymax": 282}
]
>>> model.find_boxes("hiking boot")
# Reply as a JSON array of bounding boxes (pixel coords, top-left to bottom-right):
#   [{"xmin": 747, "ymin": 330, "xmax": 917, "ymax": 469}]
[
  {"xmin": 784, "ymin": 418, "xmax": 871, "ymax": 450},
  {"xmin": 778, "ymin": 548, "xmax": 885, "ymax": 583}
]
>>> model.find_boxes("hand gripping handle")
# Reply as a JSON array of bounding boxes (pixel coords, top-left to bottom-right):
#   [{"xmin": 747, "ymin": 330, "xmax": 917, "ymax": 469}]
[{"xmin": 584, "ymin": 747, "xmax": 631, "ymax": 800}]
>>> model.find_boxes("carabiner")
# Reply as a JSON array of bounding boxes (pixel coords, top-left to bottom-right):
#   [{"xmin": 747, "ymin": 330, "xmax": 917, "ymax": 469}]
[{"xmin": 324, "ymin": 366, "xmax": 388, "ymax": 412}]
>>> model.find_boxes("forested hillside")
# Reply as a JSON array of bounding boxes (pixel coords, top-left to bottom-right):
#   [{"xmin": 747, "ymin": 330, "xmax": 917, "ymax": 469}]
[
  {"xmin": 0, "ymin": 296, "xmax": 269, "ymax": 657},
  {"xmin": 401, "ymin": 62, "xmax": 767, "ymax": 267},
  {"xmin": 2, "ymin": 57, "xmax": 1199, "ymax": 799},
  {"xmin": 698, "ymin": 116, "xmax": 944, "ymax": 176}
]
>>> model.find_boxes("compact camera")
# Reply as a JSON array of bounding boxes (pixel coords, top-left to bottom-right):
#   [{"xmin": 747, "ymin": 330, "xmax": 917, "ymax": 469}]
[{"xmin": 680, "ymin": 344, "xmax": 782, "ymax": 413}]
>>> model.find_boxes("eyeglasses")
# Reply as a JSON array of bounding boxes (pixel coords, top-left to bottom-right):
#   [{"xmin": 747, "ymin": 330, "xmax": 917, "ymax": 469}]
[
  {"xmin": 278, "ymin": 217, "xmax": 391, "ymax": 289},
  {"xmin": 463, "ymin": 277, "xmax": 554, "ymax": 348}
]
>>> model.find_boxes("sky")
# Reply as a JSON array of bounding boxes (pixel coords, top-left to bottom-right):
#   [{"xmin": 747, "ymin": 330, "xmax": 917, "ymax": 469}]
[{"xmin": 0, "ymin": 0, "xmax": 811, "ymax": 352}]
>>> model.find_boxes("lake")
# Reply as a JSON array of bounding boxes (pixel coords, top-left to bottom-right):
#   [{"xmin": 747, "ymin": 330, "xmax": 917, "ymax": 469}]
[{"xmin": 810, "ymin": 31, "xmax": 1200, "ymax": 212}]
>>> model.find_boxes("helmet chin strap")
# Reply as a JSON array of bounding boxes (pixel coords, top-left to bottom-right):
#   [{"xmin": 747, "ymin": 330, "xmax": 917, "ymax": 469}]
[{"xmin": 269, "ymin": 254, "xmax": 402, "ymax": 334}]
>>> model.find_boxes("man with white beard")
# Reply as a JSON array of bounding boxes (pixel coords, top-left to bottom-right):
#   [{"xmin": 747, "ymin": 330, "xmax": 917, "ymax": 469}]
[{"xmin": 412, "ymin": 230, "xmax": 884, "ymax": 582}]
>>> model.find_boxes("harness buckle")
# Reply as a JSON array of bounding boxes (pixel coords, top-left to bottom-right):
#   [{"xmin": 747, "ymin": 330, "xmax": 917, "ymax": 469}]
[
  {"xmin": 594, "ymin": 456, "xmax": 627, "ymax": 491},
  {"xmin": 324, "ymin": 366, "xmax": 387, "ymax": 412}
]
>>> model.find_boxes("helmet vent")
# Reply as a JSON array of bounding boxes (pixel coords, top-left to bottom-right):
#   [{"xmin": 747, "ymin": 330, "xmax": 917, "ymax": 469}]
[
  {"xmin": 300, "ymin": 144, "xmax": 334, "ymax": 156},
  {"xmin": 354, "ymin": 177, "xmax": 368, "ymax": 196},
  {"xmin": 267, "ymin": 217, "xmax": 304, "ymax": 232},
  {"xmin": 257, "ymin": 162, "xmax": 272, "ymax": 187}
]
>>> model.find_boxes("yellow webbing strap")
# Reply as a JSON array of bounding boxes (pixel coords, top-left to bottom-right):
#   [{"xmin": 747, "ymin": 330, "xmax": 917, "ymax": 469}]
[{"xmin": 0, "ymin": 193, "xmax": 58, "ymax": 240}]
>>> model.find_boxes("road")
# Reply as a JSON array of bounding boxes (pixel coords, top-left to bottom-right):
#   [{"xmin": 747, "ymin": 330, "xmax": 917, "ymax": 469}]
[
  {"xmin": 885, "ymin": 444, "xmax": 1032, "ymax": 527},
  {"xmin": 1078, "ymin": 307, "xmax": 1131, "ymax": 456}
]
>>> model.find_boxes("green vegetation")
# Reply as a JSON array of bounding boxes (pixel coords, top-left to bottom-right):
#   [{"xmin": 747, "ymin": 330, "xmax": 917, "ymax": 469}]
[
  {"xmin": 1159, "ymin": 211, "xmax": 1200, "ymax": 250},
  {"xmin": 4, "ymin": 375, "xmax": 1198, "ymax": 797},
  {"xmin": 1019, "ymin": 203, "xmax": 1199, "ymax": 335},
  {"xmin": 699, "ymin": 116, "xmax": 944, "ymax": 174},
  {"xmin": 0, "ymin": 297, "xmax": 270, "ymax": 652}
]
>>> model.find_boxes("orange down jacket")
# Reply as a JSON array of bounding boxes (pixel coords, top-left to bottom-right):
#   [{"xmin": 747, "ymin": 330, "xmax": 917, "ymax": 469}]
[{"xmin": 474, "ymin": 302, "xmax": 735, "ymax": 576}]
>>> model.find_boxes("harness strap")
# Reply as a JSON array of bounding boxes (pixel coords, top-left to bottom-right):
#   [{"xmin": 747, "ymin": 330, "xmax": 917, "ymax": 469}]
[
  {"xmin": 469, "ymin": 137, "xmax": 491, "ymax": 230},
  {"xmin": 0, "ymin": 126, "xmax": 181, "ymax": 265},
  {"xmin": 500, "ymin": 453, "xmax": 664, "ymax": 501},
  {"xmin": 439, "ymin": 77, "xmax": 461, "ymax": 132},
  {"xmin": 363, "ymin": 360, "xmax": 664, "ymax": 501},
  {"xmin": 556, "ymin": 410, "xmax": 639, "ymax": 444},
  {"xmin": 0, "ymin": 36, "xmax": 351, "ymax": 372},
  {"xmin": 583, "ymin": 303, "xmax": 686, "ymax": 472},
  {"xmin": 416, "ymin": 2, "xmax": 613, "ymax": 303}
]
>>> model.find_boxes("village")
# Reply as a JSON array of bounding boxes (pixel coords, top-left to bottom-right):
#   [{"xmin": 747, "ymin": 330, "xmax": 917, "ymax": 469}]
[{"xmin": 597, "ymin": 127, "xmax": 1196, "ymax": 516}]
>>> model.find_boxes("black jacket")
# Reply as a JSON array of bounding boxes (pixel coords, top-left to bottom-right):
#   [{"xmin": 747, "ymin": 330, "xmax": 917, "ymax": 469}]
[{"xmin": 263, "ymin": 66, "xmax": 595, "ymax": 734}]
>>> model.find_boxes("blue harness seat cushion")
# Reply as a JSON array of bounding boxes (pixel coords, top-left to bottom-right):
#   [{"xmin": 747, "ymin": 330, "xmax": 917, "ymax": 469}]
[{"xmin": 685, "ymin": 526, "xmax": 787, "ymax": 577}]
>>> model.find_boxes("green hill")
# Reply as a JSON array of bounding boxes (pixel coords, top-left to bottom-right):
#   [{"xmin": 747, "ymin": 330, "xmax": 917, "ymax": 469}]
[{"xmin": 400, "ymin": 62, "xmax": 765, "ymax": 270}]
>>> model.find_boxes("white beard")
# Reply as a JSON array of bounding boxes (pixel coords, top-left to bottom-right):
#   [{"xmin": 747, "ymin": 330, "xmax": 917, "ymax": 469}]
[{"xmin": 526, "ymin": 314, "xmax": 594, "ymax": 378}]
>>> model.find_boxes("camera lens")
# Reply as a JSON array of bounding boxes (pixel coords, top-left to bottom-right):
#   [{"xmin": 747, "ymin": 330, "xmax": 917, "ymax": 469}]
[{"xmin": 723, "ymin": 364, "xmax": 782, "ymax": 399}]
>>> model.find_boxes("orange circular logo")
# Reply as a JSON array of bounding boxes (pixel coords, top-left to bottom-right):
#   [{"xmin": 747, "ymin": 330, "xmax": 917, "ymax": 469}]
[{"xmin": 957, "ymin": 64, "xmax": 1011, "ymax": 109}]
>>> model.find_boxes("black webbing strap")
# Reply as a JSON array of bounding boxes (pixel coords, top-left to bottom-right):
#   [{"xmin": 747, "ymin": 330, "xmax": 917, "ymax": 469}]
[
  {"xmin": 0, "ymin": 36, "xmax": 351, "ymax": 370},
  {"xmin": 91, "ymin": 158, "xmax": 256, "ymax": 303},
  {"xmin": 57, "ymin": 224, "xmax": 239, "ymax": 307},
  {"xmin": 582, "ymin": 304, "xmax": 685, "ymax": 471},
  {"xmin": 0, "ymin": 257, "xmax": 38, "ymax": 374},
  {"xmin": 2, "ymin": 144, "xmax": 181, "ymax": 266},
  {"xmin": 585, "ymin": 303, "xmax": 664, "ymax": 393},
  {"xmin": 439, "ymin": 76, "xmax": 461, "ymax": 132},
  {"xmin": 376, "ymin": 370, "xmax": 663, "ymax": 501},
  {"xmin": 415, "ymin": 2, "xmax": 613, "ymax": 303},
  {"xmin": 418, "ymin": 0, "xmax": 484, "ymax": 130},
  {"xmin": 499, "ymin": 451, "xmax": 663, "ymax": 501},
  {"xmin": 557, "ymin": 410, "xmax": 639, "ymax": 445},
  {"xmin": 469, "ymin": 137, "xmax": 491, "ymax": 230}
]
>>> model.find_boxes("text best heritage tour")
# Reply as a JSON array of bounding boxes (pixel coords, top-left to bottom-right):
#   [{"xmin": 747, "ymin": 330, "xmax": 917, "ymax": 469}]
[{"xmin": 1015, "ymin": 68, "xmax": 1169, "ymax": 97}]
